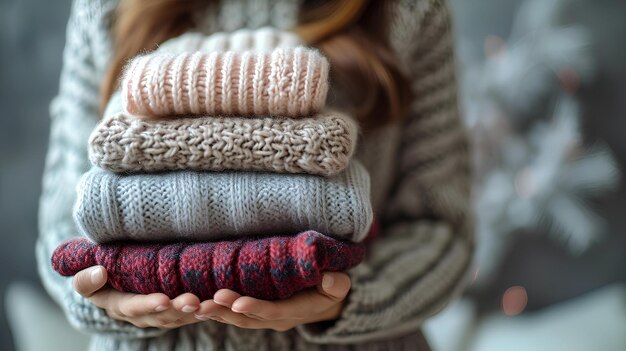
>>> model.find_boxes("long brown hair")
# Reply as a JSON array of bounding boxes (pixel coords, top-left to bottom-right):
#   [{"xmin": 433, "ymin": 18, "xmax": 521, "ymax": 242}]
[{"xmin": 101, "ymin": 0, "xmax": 409, "ymax": 128}]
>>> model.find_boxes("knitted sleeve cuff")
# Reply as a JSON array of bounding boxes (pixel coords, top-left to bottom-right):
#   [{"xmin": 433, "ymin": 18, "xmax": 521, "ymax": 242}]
[
  {"xmin": 295, "ymin": 222, "xmax": 473, "ymax": 344},
  {"xmin": 36, "ymin": 0, "xmax": 168, "ymax": 339},
  {"xmin": 64, "ymin": 291, "xmax": 166, "ymax": 339}
]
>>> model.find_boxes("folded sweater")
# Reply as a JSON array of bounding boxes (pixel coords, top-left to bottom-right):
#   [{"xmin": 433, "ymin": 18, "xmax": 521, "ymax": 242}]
[
  {"xmin": 74, "ymin": 162, "xmax": 373, "ymax": 243},
  {"xmin": 157, "ymin": 27, "xmax": 301, "ymax": 54},
  {"xmin": 52, "ymin": 231, "xmax": 365, "ymax": 300},
  {"xmin": 89, "ymin": 94, "xmax": 357, "ymax": 176},
  {"xmin": 122, "ymin": 47, "xmax": 328, "ymax": 118}
]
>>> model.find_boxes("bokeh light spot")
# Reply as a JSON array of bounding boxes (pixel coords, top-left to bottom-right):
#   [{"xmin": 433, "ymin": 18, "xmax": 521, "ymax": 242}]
[{"xmin": 501, "ymin": 285, "xmax": 528, "ymax": 316}]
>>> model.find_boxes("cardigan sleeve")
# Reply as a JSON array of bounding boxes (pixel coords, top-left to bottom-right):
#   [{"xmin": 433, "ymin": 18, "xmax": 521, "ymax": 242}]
[
  {"xmin": 297, "ymin": 0, "xmax": 474, "ymax": 343},
  {"xmin": 35, "ymin": 0, "xmax": 167, "ymax": 338}
]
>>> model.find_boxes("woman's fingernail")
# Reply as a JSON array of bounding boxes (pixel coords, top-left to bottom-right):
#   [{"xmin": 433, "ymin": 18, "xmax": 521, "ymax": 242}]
[
  {"xmin": 231, "ymin": 305, "xmax": 247, "ymax": 313},
  {"xmin": 195, "ymin": 314, "xmax": 212, "ymax": 320},
  {"xmin": 90, "ymin": 267, "xmax": 104, "ymax": 284},
  {"xmin": 182, "ymin": 305, "xmax": 197, "ymax": 313},
  {"xmin": 213, "ymin": 299, "xmax": 230, "ymax": 307},
  {"xmin": 154, "ymin": 305, "xmax": 168, "ymax": 312},
  {"xmin": 322, "ymin": 274, "xmax": 334, "ymax": 290}
]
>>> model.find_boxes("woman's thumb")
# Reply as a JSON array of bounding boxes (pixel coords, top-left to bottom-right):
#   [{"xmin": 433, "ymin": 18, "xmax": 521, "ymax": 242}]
[
  {"xmin": 72, "ymin": 265, "xmax": 108, "ymax": 297},
  {"xmin": 319, "ymin": 272, "xmax": 351, "ymax": 301}
]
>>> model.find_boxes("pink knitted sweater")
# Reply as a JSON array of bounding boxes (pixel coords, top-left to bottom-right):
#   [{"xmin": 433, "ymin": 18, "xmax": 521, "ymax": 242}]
[{"xmin": 122, "ymin": 47, "xmax": 329, "ymax": 118}]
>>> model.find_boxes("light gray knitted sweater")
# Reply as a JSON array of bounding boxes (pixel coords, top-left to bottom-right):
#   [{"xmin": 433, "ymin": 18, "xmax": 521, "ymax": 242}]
[
  {"xmin": 37, "ymin": 0, "xmax": 474, "ymax": 350},
  {"xmin": 75, "ymin": 162, "xmax": 372, "ymax": 243}
]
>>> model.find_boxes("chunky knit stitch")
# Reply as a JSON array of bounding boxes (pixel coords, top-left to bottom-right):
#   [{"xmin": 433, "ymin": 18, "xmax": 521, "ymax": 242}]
[
  {"xmin": 74, "ymin": 163, "xmax": 373, "ymax": 243},
  {"xmin": 38, "ymin": 1, "xmax": 473, "ymax": 349},
  {"xmin": 52, "ymin": 231, "xmax": 365, "ymax": 300},
  {"xmin": 122, "ymin": 47, "xmax": 329, "ymax": 118},
  {"xmin": 90, "ymin": 94, "xmax": 357, "ymax": 176},
  {"xmin": 158, "ymin": 27, "xmax": 302, "ymax": 54}
]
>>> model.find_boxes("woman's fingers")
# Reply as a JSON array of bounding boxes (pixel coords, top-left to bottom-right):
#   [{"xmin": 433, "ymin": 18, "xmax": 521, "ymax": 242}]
[
  {"xmin": 193, "ymin": 300, "xmax": 251, "ymax": 325},
  {"xmin": 87, "ymin": 289, "xmax": 165, "ymax": 318},
  {"xmin": 194, "ymin": 299, "xmax": 223, "ymax": 320},
  {"xmin": 316, "ymin": 272, "xmax": 351, "ymax": 301},
  {"xmin": 171, "ymin": 293, "xmax": 201, "ymax": 313},
  {"xmin": 72, "ymin": 266, "xmax": 107, "ymax": 297},
  {"xmin": 213, "ymin": 289, "xmax": 242, "ymax": 308},
  {"xmin": 149, "ymin": 293, "xmax": 201, "ymax": 326},
  {"xmin": 214, "ymin": 289, "xmax": 285, "ymax": 321},
  {"xmin": 73, "ymin": 268, "xmax": 349, "ymax": 330},
  {"xmin": 118, "ymin": 293, "xmax": 171, "ymax": 317},
  {"xmin": 230, "ymin": 296, "xmax": 281, "ymax": 319},
  {"xmin": 207, "ymin": 302, "xmax": 293, "ymax": 331},
  {"xmin": 159, "ymin": 312, "xmax": 203, "ymax": 329},
  {"xmin": 71, "ymin": 266, "xmax": 210, "ymax": 329},
  {"xmin": 92, "ymin": 291, "xmax": 207, "ymax": 328},
  {"xmin": 206, "ymin": 303, "xmax": 263, "ymax": 329},
  {"xmin": 230, "ymin": 273, "xmax": 351, "ymax": 321},
  {"xmin": 232, "ymin": 294, "xmax": 312, "ymax": 321}
]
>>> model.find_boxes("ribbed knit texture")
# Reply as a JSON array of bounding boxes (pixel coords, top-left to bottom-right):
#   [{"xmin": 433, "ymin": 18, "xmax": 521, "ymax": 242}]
[
  {"xmin": 122, "ymin": 47, "xmax": 329, "ymax": 118},
  {"xmin": 37, "ymin": 1, "xmax": 473, "ymax": 350},
  {"xmin": 74, "ymin": 163, "xmax": 373, "ymax": 243},
  {"xmin": 90, "ymin": 94, "xmax": 357, "ymax": 176},
  {"xmin": 158, "ymin": 27, "xmax": 302, "ymax": 54},
  {"xmin": 52, "ymin": 232, "xmax": 366, "ymax": 300}
]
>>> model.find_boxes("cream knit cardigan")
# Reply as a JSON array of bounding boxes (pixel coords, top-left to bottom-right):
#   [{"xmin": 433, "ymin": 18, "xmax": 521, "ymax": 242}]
[{"xmin": 37, "ymin": 0, "xmax": 474, "ymax": 350}]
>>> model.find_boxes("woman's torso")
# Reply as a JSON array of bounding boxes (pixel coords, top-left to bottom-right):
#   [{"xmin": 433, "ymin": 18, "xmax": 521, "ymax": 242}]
[{"xmin": 79, "ymin": 0, "xmax": 425, "ymax": 349}]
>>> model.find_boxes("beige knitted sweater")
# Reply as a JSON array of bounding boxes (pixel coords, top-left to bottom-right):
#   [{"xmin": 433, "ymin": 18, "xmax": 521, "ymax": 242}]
[{"xmin": 36, "ymin": 0, "xmax": 473, "ymax": 350}]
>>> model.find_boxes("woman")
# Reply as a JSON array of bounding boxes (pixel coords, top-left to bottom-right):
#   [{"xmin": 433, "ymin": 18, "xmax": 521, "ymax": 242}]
[{"xmin": 37, "ymin": 0, "xmax": 473, "ymax": 349}]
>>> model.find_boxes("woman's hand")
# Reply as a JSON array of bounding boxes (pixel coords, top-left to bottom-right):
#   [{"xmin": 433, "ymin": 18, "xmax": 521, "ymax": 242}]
[
  {"xmin": 73, "ymin": 266, "xmax": 350, "ymax": 331},
  {"xmin": 192, "ymin": 272, "xmax": 351, "ymax": 332},
  {"xmin": 72, "ymin": 266, "xmax": 211, "ymax": 329}
]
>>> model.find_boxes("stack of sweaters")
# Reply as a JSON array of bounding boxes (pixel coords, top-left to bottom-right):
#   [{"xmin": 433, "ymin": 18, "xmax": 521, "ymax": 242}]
[{"xmin": 51, "ymin": 28, "xmax": 375, "ymax": 301}]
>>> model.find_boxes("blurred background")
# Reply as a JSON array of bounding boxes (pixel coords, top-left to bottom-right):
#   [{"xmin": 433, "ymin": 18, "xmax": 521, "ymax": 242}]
[{"xmin": 0, "ymin": 0, "xmax": 624, "ymax": 350}]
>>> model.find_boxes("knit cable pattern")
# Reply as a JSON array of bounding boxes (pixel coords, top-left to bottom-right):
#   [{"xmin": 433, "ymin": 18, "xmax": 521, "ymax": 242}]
[
  {"xmin": 90, "ymin": 96, "xmax": 357, "ymax": 176},
  {"xmin": 52, "ymin": 231, "xmax": 365, "ymax": 300},
  {"xmin": 74, "ymin": 162, "xmax": 373, "ymax": 243},
  {"xmin": 122, "ymin": 47, "xmax": 329, "ymax": 118}
]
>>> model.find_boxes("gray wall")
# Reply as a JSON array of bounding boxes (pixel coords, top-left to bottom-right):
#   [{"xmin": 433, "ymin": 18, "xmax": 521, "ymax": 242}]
[{"xmin": 0, "ymin": 1, "xmax": 72, "ymax": 349}]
